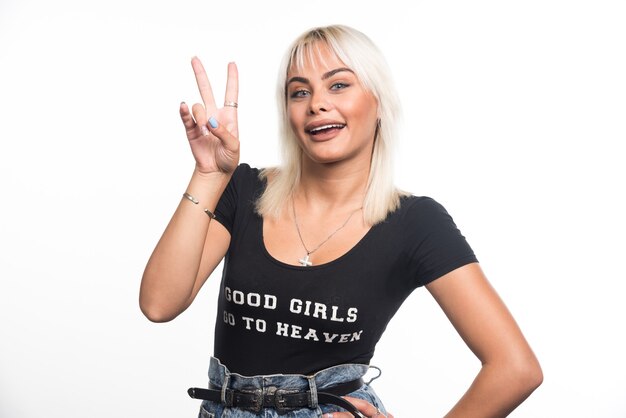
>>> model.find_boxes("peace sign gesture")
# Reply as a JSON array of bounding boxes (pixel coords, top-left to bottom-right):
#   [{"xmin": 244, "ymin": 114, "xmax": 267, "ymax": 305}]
[{"xmin": 179, "ymin": 57, "xmax": 240, "ymax": 174}]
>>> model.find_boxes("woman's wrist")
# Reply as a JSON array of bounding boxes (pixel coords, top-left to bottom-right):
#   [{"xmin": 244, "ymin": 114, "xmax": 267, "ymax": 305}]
[
  {"xmin": 191, "ymin": 167, "xmax": 231, "ymax": 190},
  {"xmin": 192, "ymin": 165, "xmax": 232, "ymax": 182},
  {"xmin": 183, "ymin": 168, "xmax": 232, "ymax": 212}
]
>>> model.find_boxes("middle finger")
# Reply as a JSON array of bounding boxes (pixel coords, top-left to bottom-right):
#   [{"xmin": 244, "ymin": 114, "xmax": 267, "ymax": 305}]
[{"xmin": 223, "ymin": 62, "xmax": 239, "ymax": 110}]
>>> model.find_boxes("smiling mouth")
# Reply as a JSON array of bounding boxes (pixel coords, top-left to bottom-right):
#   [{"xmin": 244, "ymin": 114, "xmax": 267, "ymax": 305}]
[{"xmin": 306, "ymin": 124, "xmax": 346, "ymax": 136}]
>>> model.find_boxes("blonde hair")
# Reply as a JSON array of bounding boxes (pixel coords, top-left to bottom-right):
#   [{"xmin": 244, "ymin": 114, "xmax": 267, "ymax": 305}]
[{"xmin": 256, "ymin": 25, "xmax": 406, "ymax": 225}]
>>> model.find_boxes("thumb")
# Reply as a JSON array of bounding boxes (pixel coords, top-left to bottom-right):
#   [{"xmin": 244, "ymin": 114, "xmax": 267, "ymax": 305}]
[{"xmin": 206, "ymin": 116, "xmax": 239, "ymax": 152}]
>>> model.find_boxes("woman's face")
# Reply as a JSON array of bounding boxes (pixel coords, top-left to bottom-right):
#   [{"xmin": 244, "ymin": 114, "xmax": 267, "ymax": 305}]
[{"xmin": 286, "ymin": 44, "xmax": 379, "ymax": 166}]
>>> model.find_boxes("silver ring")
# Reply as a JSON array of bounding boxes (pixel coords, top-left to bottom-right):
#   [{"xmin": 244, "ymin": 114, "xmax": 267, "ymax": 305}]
[{"xmin": 224, "ymin": 101, "xmax": 238, "ymax": 108}]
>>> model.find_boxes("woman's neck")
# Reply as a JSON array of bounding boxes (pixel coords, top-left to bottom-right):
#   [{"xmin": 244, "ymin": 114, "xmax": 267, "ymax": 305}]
[{"xmin": 296, "ymin": 158, "xmax": 369, "ymax": 213}]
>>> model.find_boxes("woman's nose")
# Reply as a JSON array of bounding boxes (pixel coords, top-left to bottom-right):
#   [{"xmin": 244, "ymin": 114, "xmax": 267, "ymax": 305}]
[{"xmin": 308, "ymin": 92, "xmax": 331, "ymax": 115}]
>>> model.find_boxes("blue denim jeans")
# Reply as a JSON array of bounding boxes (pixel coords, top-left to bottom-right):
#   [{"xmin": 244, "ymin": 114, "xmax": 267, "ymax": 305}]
[{"xmin": 196, "ymin": 357, "xmax": 387, "ymax": 418}]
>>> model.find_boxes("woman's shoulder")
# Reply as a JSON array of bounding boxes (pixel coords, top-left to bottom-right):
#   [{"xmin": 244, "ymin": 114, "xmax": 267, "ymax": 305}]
[
  {"xmin": 395, "ymin": 194, "xmax": 450, "ymax": 219},
  {"xmin": 218, "ymin": 164, "xmax": 267, "ymax": 208},
  {"xmin": 388, "ymin": 194, "xmax": 477, "ymax": 287},
  {"xmin": 387, "ymin": 194, "xmax": 465, "ymax": 234},
  {"xmin": 229, "ymin": 163, "xmax": 265, "ymax": 187},
  {"xmin": 232, "ymin": 162, "xmax": 261, "ymax": 177}
]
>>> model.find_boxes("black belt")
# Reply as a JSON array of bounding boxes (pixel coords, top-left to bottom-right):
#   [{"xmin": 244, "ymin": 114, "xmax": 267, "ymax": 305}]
[{"xmin": 188, "ymin": 377, "xmax": 366, "ymax": 417}]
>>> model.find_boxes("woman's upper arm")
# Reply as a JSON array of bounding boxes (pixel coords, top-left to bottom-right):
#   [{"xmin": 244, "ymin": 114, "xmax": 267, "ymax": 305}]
[
  {"xmin": 425, "ymin": 263, "xmax": 537, "ymax": 367},
  {"xmin": 187, "ymin": 218, "xmax": 231, "ymax": 304}
]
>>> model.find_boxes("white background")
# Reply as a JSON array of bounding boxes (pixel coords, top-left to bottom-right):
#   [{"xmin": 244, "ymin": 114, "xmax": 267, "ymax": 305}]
[{"xmin": 1, "ymin": 0, "xmax": 625, "ymax": 417}]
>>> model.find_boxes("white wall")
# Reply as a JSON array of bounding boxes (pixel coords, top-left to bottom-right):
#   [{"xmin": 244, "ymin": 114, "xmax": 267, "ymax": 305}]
[{"xmin": 1, "ymin": 1, "xmax": 625, "ymax": 417}]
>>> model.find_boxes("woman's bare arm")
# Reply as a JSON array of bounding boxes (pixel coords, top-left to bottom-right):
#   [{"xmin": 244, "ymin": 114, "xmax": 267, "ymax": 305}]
[
  {"xmin": 140, "ymin": 58, "xmax": 239, "ymax": 322},
  {"xmin": 426, "ymin": 263, "xmax": 543, "ymax": 417},
  {"xmin": 139, "ymin": 170, "xmax": 232, "ymax": 322}
]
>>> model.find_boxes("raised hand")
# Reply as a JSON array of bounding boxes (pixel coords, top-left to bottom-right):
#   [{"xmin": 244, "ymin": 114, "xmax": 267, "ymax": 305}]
[{"xmin": 179, "ymin": 57, "xmax": 240, "ymax": 174}]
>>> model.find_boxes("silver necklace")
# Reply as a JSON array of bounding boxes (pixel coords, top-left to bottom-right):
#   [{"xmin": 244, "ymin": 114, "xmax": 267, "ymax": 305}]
[{"xmin": 292, "ymin": 198, "xmax": 362, "ymax": 267}]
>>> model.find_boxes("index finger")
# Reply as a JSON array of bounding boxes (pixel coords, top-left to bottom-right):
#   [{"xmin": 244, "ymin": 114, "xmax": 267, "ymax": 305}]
[{"xmin": 191, "ymin": 56, "xmax": 217, "ymax": 115}]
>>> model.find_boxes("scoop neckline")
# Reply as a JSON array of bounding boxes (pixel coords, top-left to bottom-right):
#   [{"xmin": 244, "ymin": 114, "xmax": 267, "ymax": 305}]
[{"xmin": 258, "ymin": 216, "xmax": 378, "ymax": 271}]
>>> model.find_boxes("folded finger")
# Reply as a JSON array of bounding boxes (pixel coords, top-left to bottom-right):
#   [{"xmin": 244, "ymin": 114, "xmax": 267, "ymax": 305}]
[
  {"xmin": 191, "ymin": 103, "xmax": 209, "ymax": 136},
  {"xmin": 179, "ymin": 102, "xmax": 196, "ymax": 130},
  {"xmin": 180, "ymin": 102, "xmax": 207, "ymax": 137},
  {"xmin": 191, "ymin": 56, "xmax": 217, "ymax": 115}
]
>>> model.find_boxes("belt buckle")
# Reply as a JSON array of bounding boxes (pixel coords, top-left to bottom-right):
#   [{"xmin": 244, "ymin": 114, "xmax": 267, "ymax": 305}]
[
  {"xmin": 262, "ymin": 386, "xmax": 289, "ymax": 414},
  {"xmin": 272, "ymin": 387, "xmax": 290, "ymax": 415},
  {"xmin": 275, "ymin": 387, "xmax": 303, "ymax": 415},
  {"xmin": 239, "ymin": 386, "xmax": 299, "ymax": 415}
]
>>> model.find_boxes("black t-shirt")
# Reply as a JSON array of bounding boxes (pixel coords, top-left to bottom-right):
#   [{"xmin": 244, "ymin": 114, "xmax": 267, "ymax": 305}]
[{"xmin": 212, "ymin": 164, "xmax": 477, "ymax": 376}]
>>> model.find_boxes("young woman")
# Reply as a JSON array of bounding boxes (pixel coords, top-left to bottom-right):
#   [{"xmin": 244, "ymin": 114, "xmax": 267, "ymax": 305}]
[{"xmin": 140, "ymin": 25, "xmax": 542, "ymax": 418}]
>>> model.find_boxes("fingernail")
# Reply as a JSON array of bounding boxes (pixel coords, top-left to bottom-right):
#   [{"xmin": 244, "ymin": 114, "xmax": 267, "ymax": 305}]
[
  {"xmin": 209, "ymin": 117, "xmax": 218, "ymax": 129},
  {"xmin": 200, "ymin": 125, "xmax": 209, "ymax": 136}
]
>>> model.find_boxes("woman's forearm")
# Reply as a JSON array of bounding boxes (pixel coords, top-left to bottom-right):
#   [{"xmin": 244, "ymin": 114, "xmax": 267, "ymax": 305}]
[
  {"xmin": 139, "ymin": 169, "xmax": 231, "ymax": 322},
  {"xmin": 444, "ymin": 358, "xmax": 543, "ymax": 418}
]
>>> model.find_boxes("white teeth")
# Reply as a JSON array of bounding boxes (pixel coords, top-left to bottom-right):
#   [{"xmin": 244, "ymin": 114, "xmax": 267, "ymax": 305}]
[{"xmin": 309, "ymin": 124, "xmax": 344, "ymax": 133}]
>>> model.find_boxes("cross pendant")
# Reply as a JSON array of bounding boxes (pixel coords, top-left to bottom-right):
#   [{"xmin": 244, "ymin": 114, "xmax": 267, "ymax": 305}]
[{"xmin": 298, "ymin": 254, "xmax": 312, "ymax": 267}]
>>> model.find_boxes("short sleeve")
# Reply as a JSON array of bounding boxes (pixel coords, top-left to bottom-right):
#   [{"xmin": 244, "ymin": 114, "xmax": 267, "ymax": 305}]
[
  {"xmin": 214, "ymin": 163, "xmax": 259, "ymax": 234},
  {"xmin": 403, "ymin": 197, "xmax": 478, "ymax": 287}
]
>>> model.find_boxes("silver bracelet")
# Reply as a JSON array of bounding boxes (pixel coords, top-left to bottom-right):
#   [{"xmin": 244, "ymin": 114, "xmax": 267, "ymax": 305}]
[
  {"xmin": 182, "ymin": 192, "xmax": 199, "ymax": 204},
  {"xmin": 183, "ymin": 193, "xmax": 217, "ymax": 219},
  {"xmin": 203, "ymin": 208, "xmax": 217, "ymax": 219}
]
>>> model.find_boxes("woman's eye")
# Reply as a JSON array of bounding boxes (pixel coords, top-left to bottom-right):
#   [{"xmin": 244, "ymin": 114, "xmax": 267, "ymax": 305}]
[
  {"xmin": 331, "ymin": 82, "xmax": 349, "ymax": 90},
  {"xmin": 290, "ymin": 89, "xmax": 309, "ymax": 99}
]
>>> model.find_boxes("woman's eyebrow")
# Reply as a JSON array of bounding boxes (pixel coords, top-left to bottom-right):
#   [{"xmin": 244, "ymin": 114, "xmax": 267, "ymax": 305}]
[
  {"xmin": 287, "ymin": 76, "xmax": 309, "ymax": 86},
  {"xmin": 322, "ymin": 67, "xmax": 354, "ymax": 80},
  {"xmin": 287, "ymin": 67, "xmax": 354, "ymax": 86}
]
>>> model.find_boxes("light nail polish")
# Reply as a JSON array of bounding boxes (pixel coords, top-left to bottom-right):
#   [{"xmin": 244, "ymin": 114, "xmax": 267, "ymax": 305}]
[
  {"xmin": 209, "ymin": 117, "xmax": 218, "ymax": 129},
  {"xmin": 200, "ymin": 125, "xmax": 209, "ymax": 136}
]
